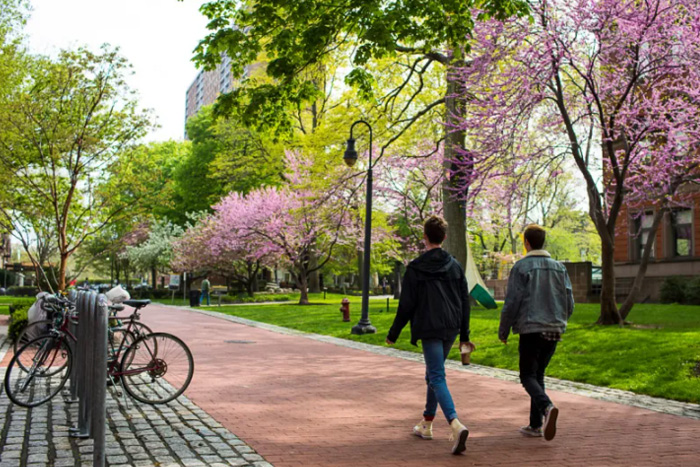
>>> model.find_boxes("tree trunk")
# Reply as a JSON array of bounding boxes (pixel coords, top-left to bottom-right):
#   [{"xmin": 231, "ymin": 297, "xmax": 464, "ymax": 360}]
[
  {"xmin": 151, "ymin": 266, "xmax": 157, "ymax": 289},
  {"xmin": 597, "ymin": 236, "xmax": 622, "ymax": 324},
  {"xmin": 58, "ymin": 253, "xmax": 68, "ymax": 291},
  {"xmin": 442, "ymin": 66, "xmax": 468, "ymax": 268},
  {"xmin": 296, "ymin": 273, "xmax": 310, "ymax": 305},
  {"xmin": 308, "ymin": 247, "xmax": 321, "ymax": 293},
  {"xmin": 619, "ymin": 209, "xmax": 665, "ymax": 320},
  {"xmin": 245, "ymin": 280, "xmax": 254, "ymax": 297}
]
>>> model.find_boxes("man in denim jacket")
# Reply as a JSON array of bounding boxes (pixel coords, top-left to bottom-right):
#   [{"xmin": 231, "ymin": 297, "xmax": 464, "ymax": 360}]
[{"xmin": 499, "ymin": 224, "xmax": 574, "ymax": 441}]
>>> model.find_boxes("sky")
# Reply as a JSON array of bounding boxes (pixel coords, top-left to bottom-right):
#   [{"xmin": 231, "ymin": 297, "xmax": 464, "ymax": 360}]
[{"xmin": 24, "ymin": 0, "xmax": 210, "ymax": 142}]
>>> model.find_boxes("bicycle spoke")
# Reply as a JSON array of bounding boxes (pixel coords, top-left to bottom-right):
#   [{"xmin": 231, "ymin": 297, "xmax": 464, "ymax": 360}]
[
  {"xmin": 4, "ymin": 335, "xmax": 72, "ymax": 408},
  {"xmin": 120, "ymin": 332, "xmax": 193, "ymax": 404}
]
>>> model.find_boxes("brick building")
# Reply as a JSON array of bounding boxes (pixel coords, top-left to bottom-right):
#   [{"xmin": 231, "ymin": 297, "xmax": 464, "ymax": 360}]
[
  {"xmin": 184, "ymin": 53, "xmax": 236, "ymax": 133},
  {"xmin": 613, "ymin": 190, "xmax": 700, "ymax": 302}
]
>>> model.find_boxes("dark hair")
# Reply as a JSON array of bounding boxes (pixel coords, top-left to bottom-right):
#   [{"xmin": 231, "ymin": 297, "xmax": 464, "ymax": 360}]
[
  {"xmin": 424, "ymin": 215, "xmax": 448, "ymax": 245},
  {"xmin": 523, "ymin": 224, "xmax": 546, "ymax": 250}
]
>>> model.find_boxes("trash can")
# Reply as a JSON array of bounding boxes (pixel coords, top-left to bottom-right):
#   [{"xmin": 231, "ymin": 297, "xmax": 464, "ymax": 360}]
[{"xmin": 189, "ymin": 289, "xmax": 201, "ymax": 307}]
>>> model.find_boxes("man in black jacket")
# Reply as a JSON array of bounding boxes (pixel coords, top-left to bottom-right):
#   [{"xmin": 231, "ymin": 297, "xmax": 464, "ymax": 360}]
[{"xmin": 386, "ymin": 215, "xmax": 474, "ymax": 455}]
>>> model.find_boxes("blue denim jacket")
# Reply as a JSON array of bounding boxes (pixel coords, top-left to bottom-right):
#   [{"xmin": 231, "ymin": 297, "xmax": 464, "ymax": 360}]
[{"xmin": 498, "ymin": 250, "xmax": 574, "ymax": 341}]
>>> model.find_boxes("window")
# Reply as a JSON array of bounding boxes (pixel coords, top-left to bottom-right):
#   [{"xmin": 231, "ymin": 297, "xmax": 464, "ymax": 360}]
[
  {"xmin": 671, "ymin": 209, "xmax": 693, "ymax": 257},
  {"xmin": 633, "ymin": 211, "xmax": 655, "ymax": 261}
]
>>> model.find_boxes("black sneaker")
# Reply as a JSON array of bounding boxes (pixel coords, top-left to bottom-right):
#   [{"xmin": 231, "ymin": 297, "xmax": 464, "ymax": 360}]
[{"xmin": 543, "ymin": 404, "xmax": 559, "ymax": 441}]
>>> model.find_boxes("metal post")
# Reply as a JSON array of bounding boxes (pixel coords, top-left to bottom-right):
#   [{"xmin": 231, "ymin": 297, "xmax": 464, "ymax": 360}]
[
  {"xmin": 70, "ymin": 292, "xmax": 90, "ymax": 438},
  {"xmin": 350, "ymin": 121, "xmax": 376, "ymax": 335},
  {"xmin": 92, "ymin": 295, "xmax": 108, "ymax": 467}
]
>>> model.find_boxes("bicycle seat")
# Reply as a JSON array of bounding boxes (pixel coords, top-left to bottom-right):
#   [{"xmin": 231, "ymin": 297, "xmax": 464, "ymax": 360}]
[{"xmin": 123, "ymin": 299, "xmax": 151, "ymax": 309}]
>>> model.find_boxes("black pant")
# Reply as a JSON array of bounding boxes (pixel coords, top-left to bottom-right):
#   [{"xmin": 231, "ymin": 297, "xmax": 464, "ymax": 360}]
[{"xmin": 518, "ymin": 333, "xmax": 558, "ymax": 428}]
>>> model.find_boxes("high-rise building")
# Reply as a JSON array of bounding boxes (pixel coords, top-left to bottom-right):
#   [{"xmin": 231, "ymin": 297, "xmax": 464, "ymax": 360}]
[{"xmin": 184, "ymin": 53, "xmax": 236, "ymax": 133}]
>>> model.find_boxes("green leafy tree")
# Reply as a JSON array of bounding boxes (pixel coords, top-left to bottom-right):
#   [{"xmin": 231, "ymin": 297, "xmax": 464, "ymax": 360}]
[
  {"xmin": 0, "ymin": 46, "xmax": 152, "ymax": 290},
  {"xmin": 125, "ymin": 218, "xmax": 184, "ymax": 289},
  {"xmin": 190, "ymin": 0, "xmax": 529, "ymax": 268}
]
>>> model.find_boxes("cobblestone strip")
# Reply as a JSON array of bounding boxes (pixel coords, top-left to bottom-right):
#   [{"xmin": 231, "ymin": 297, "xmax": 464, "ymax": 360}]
[
  {"xmin": 186, "ymin": 305, "xmax": 700, "ymax": 421},
  {"xmin": 0, "ymin": 331, "xmax": 273, "ymax": 467}
]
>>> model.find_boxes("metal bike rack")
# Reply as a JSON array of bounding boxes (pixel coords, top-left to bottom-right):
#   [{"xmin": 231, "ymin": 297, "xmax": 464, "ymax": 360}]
[{"xmin": 68, "ymin": 290, "xmax": 108, "ymax": 467}]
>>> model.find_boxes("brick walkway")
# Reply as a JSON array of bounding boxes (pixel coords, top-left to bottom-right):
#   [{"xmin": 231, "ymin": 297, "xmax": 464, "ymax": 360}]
[
  {"xmin": 140, "ymin": 304, "xmax": 700, "ymax": 467},
  {"xmin": 0, "ymin": 316, "xmax": 270, "ymax": 467}
]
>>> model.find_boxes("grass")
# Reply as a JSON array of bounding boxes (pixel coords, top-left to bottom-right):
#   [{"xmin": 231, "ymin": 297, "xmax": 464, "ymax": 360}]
[
  {"xmin": 0, "ymin": 296, "xmax": 36, "ymax": 315},
  {"xmin": 203, "ymin": 293, "xmax": 700, "ymax": 403}
]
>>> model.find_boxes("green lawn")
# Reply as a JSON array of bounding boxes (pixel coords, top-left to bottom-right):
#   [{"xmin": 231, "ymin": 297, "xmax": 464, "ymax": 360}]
[{"xmin": 205, "ymin": 293, "xmax": 700, "ymax": 403}]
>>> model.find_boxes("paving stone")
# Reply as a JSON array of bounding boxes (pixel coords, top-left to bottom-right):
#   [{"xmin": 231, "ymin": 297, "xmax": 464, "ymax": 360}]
[{"xmin": 0, "ymin": 329, "xmax": 269, "ymax": 467}]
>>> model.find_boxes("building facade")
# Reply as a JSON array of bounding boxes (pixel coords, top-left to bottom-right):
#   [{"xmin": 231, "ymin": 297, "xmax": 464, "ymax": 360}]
[
  {"xmin": 614, "ymin": 191, "xmax": 700, "ymax": 301},
  {"xmin": 184, "ymin": 54, "xmax": 236, "ymax": 133}
]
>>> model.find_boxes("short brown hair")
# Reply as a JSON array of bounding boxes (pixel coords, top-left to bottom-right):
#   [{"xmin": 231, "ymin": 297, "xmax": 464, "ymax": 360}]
[
  {"xmin": 424, "ymin": 215, "xmax": 448, "ymax": 245},
  {"xmin": 523, "ymin": 224, "xmax": 546, "ymax": 250}
]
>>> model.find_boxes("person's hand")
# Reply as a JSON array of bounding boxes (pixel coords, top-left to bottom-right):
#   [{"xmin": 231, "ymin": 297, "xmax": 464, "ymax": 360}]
[
  {"xmin": 460, "ymin": 341, "xmax": 476, "ymax": 352},
  {"xmin": 500, "ymin": 339, "xmax": 508, "ymax": 345},
  {"xmin": 385, "ymin": 338, "xmax": 395, "ymax": 345}
]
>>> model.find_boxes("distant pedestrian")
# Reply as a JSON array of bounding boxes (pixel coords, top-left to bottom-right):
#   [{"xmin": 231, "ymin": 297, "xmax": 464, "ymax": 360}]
[
  {"xmin": 382, "ymin": 277, "xmax": 387, "ymax": 295},
  {"xmin": 200, "ymin": 276, "xmax": 211, "ymax": 306},
  {"xmin": 386, "ymin": 215, "xmax": 474, "ymax": 455},
  {"xmin": 499, "ymin": 224, "xmax": 574, "ymax": 441}
]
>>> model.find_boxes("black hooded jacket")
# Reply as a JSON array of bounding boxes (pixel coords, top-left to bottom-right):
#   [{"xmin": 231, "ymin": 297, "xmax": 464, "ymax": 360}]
[{"xmin": 387, "ymin": 248, "xmax": 471, "ymax": 346}]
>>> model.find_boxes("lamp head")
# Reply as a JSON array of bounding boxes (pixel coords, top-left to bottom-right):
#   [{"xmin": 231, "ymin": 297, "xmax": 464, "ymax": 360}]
[{"xmin": 343, "ymin": 138, "xmax": 358, "ymax": 167}]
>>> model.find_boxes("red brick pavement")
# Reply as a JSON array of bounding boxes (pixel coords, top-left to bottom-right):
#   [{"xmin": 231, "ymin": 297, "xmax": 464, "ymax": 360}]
[{"xmin": 141, "ymin": 304, "xmax": 699, "ymax": 466}]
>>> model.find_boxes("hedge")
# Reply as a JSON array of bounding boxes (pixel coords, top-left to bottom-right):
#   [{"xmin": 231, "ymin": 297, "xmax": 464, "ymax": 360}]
[
  {"xmin": 660, "ymin": 276, "xmax": 700, "ymax": 305},
  {"xmin": 8, "ymin": 305, "xmax": 30, "ymax": 342},
  {"xmin": 219, "ymin": 293, "xmax": 295, "ymax": 304}
]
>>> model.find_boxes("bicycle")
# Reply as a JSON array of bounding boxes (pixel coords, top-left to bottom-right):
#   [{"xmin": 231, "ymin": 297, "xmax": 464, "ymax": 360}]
[
  {"xmin": 4, "ymin": 299, "xmax": 194, "ymax": 408},
  {"xmin": 14, "ymin": 296, "xmax": 154, "ymax": 355}
]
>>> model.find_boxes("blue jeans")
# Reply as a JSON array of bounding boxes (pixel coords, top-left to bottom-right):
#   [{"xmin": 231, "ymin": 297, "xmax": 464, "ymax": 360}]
[
  {"xmin": 422, "ymin": 337, "xmax": 459, "ymax": 422},
  {"xmin": 200, "ymin": 291, "xmax": 210, "ymax": 305}
]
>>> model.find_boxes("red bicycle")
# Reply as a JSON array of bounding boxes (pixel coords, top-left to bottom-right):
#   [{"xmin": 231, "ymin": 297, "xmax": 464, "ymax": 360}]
[{"xmin": 4, "ymin": 299, "xmax": 194, "ymax": 408}]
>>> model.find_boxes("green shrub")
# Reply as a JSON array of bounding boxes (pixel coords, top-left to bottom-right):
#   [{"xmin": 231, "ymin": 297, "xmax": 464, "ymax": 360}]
[
  {"xmin": 7, "ymin": 286, "xmax": 39, "ymax": 297},
  {"xmin": 219, "ymin": 293, "xmax": 295, "ymax": 304},
  {"xmin": 684, "ymin": 277, "xmax": 700, "ymax": 305},
  {"xmin": 660, "ymin": 276, "xmax": 689, "ymax": 304},
  {"xmin": 8, "ymin": 305, "xmax": 30, "ymax": 342},
  {"xmin": 149, "ymin": 289, "xmax": 172, "ymax": 300}
]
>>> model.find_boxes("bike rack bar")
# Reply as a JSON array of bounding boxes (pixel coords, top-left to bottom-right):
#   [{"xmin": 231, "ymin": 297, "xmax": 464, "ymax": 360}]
[
  {"xmin": 92, "ymin": 295, "xmax": 108, "ymax": 467},
  {"xmin": 66, "ymin": 289, "xmax": 79, "ymax": 403},
  {"xmin": 70, "ymin": 291, "xmax": 90, "ymax": 438},
  {"xmin": 67, "ymin": 290, "xmax": 111, "ymax": 466}
]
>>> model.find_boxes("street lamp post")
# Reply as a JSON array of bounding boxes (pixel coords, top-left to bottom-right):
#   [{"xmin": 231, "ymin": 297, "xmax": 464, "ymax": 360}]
[{"xmin": 344, "ymin": 120, "xmax": 377, "ymax": 335}]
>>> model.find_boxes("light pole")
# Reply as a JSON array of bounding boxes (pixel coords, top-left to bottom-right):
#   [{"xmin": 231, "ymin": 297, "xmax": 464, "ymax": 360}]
[{"xmin": 344, "ymin": 120, "xmax": 377, "ymax": 335}]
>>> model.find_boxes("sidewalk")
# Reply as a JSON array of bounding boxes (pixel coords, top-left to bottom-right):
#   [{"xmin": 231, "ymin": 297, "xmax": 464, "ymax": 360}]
[
  {"xmin": 0, "ymin": 315, "xmax": 270, "ymax": 467},
  {"xmin": 141, "ymin": 304, "xmax": 700, "ymax": 467}
]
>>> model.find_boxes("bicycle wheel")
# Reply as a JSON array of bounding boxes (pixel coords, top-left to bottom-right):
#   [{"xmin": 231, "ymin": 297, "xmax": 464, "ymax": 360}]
[
  {"xmin": 14, "ymin": 319, "xmax": 53, "ymax": 354},
  {"xmin": 120, "ymin": 332, "xmax": 194, "ymax": 405},
  {"xmin": 4, "ymin": 335, "xmax": 72, "ymax": 408}
]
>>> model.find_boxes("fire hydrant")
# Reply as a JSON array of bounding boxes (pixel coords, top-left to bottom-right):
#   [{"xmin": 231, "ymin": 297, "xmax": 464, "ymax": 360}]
[{"xmin": 340, "ymin": 298, "xmax": 350, "ymax": 322}]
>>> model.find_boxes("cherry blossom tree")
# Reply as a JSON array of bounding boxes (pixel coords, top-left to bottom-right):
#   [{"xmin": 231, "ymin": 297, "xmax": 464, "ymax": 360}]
[
  {"xmin": 451, "ymin": 0, "xmax": 700, "ymax": 324},
  {"xmin": 214, "ymin": 151, "xmax": 356, "ymax": 305},
  {"xmin": 376, "ymin": 142, "xmax": 445, "ymax": 259},
  {"xmin": 171, "ymin": 214, "xmax": 270, "ymax": 297}
]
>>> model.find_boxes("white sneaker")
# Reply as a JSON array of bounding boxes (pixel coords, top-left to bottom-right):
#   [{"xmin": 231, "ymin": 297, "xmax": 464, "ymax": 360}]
[
  {"xmin": 449, "ymin": 418, "xmax": 469, "ymax": 454},
  {"xmin": 413, "ymin": 419, "xmax": 433, "ymax": 440}
]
